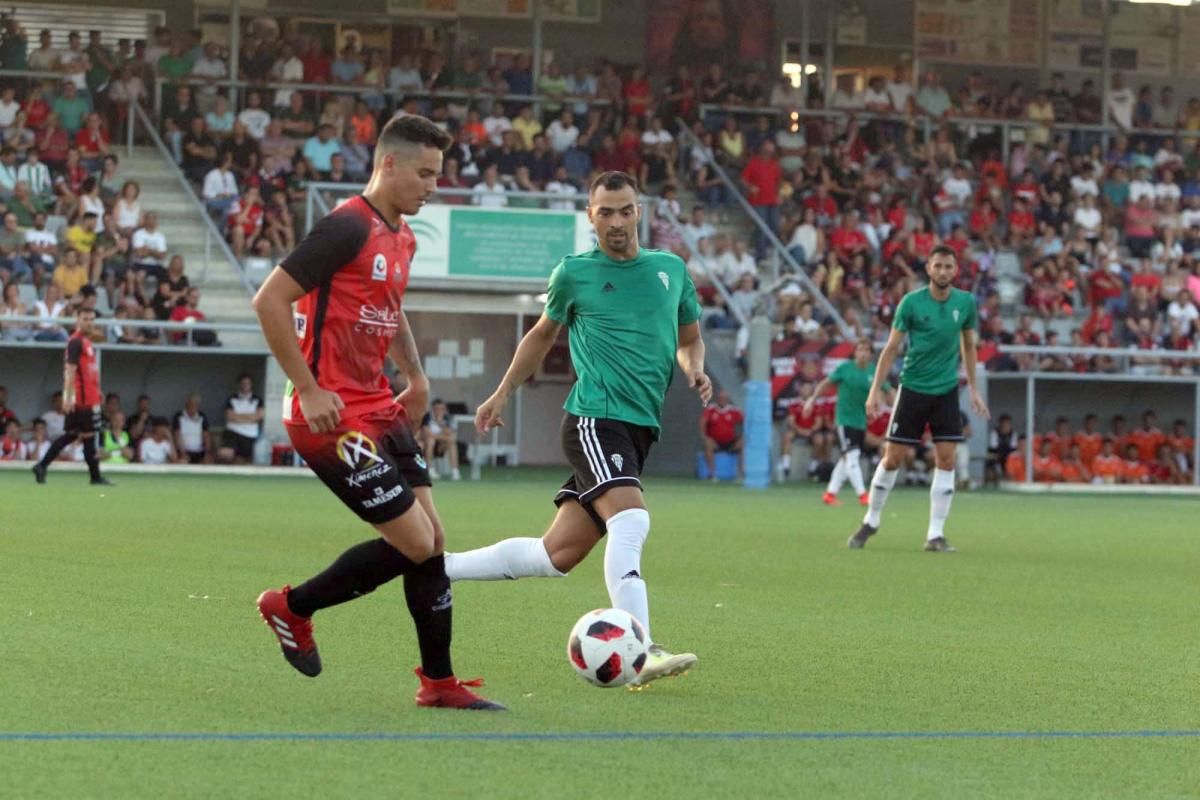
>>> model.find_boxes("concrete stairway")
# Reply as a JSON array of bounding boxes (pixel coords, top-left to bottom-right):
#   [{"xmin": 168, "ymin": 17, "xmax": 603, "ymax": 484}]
[{"xmin": 118, "ymin": 146, "xmax": 256, "ymax": 323}]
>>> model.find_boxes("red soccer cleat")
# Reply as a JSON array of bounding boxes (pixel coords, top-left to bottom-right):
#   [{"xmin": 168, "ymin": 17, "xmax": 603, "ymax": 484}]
[
  {"xmin": 414, "ymin": 667, "xmax": 506, "ymax": 710},
  {"xmin": 859, "ymin": 492, "xmax": 870, "ymax": 506},
  {"xmin": 822, "ymin": 492, "xmax": 842, "ymax": 506},
  {"xmin": 256, "ymin": 586, "xmax": 322, "ymax": 677}
]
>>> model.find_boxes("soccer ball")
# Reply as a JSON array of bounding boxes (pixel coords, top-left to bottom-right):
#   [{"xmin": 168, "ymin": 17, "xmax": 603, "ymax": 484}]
[{"xmin": 566, "ymin": 608, "xmax": 649, "ymax": 688}]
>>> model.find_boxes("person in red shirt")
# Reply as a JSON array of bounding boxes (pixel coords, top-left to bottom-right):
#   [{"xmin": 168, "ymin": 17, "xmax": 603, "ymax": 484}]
[
  {"xmin": 829, "ymin": 211, "xmax": 869, "ymax": 264},
  {"xmin": 804, "ymin": 184, "xmax": 839, "ymax": 227},
  {"xmin": 1119, "ymin": 443, "xmax": 1150, "ymax": 484},
  {"xmin": 31, "ymin": 307, "xmax": 110, "ymax": 485},
  {"xmin": 1074, "ymin": 413, "xmax": 1103, "ymax": 466},
  {"xmin": 741, "ymin": 141, "xmax": 782, "ymax": 262},
  {"xmin": 168, "ymin": 287, "xmax": 215, "ymax": 345},
  {"xmin": 968, "ymin": 198, "xmax": 998, "ymax": 242},
  {"xmin": 0, "ymin": 419, "xmax": 25, "ymax": 460},
  {"xmin": 622, "ymin": 66, "xmax": 652, "ymax": 118},
  {"xmin": 250, "ymin": 115, "xmax": 503, "ymax": 710},
  {"xmin": 1148, "ymin": 443, "xmax": 1183, "ymax": 484},
  {"xmin": 1032, "ymin": 439, "xmax": 1064, "ymax": 483},
  {"xmin": 778, "ymin": 384, "xmax": 828, "ymax": 481},
  {"xmin": 1128, "ymin": 410, "xmax": 1166, "ymax": 463},
  {"xmin": 1129, "ymin": 259, "xmax": 1162, "ymax": 301},
  {"xmin": 1007, "ymin": 197, "xmax": 1036, "ymax": 246},
  {"xmin": 700, "ymin": 389, "xmax": 743, "ymax": 480},
  {"xmin": 593, "ymin": 133, "xmax": 635, "ymax": 174},
  {"xmin": 300, "ymin": 41, "xmax": 331, "ymax": 84},
  {"xmin": 227, "ymin": 185, "xmax": 265, "ymax": 259},
  {"xmin": 1090, "ymin": 438, "xmax": 1123, "ymax": 484},
  {"xmin": 74, "ymin": 112, "xmax": 110, "ymax": 172},
  {"xmin": 908, "ymin": 215, "xmax": 938, "ymax": 265}
]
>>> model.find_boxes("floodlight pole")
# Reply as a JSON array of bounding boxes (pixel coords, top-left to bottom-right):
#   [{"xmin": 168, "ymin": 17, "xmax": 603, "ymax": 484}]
[
  {"xmin": 824, "ymin": 7, "xmax": 835, "ymax": 108},
  {"xmin": 1100, "ymin": 0, "xmax": 1111, "ymax": 149},
  {"xmin": 229, "ymin": 0, "xmax": 241, "ymax": 110},
  {"xmin": 799, "ymin": 0, "xmax": 809, "ymax": 110}
]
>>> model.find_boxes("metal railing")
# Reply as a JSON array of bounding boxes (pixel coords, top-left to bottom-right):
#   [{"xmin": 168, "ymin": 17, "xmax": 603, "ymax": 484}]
[
  {"xmin": 0, "ymin": 313, "xmax": 264, "ymax": 351},
  {"xmin": 131, "ymin": 102, "xmax": 255, "ymax": 297},
  {"xmin": 676, "ymin": 123, "xmax": 853, "ymax": 339}
]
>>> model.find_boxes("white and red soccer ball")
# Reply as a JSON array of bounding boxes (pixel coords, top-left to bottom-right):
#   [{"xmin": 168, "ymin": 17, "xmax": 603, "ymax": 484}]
[{"xmin": 566, "ymin": 608, "xmax": 649, "ymax": 688}]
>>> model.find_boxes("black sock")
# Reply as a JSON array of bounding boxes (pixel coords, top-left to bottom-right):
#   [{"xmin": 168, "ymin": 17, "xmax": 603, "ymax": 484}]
[
  {"xmin": 404, "ymin": 554, "xmax": 454, "ymax": 679},
  {"xmin": 38, "ymin": 433, "xmax": 74, "ymax": 468},
  {"xmin": 82, "ymin": 436, "xmax": 101, "ymax": 482},
  {"xmin": 287, "ymin": 538, "xmax": 414, "ymax": 618}
]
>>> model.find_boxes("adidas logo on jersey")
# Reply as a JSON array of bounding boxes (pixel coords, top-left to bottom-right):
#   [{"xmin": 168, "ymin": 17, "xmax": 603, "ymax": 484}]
[{"xmin": 602, "ymin": 282, "xmax": 616, "ymax": 293}]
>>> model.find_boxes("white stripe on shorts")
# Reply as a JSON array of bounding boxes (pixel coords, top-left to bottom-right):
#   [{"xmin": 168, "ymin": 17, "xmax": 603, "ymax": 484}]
[
  {"xmin": 577, "ymin": 416, "xmax": 610, "ymax": 483},
  {"xmin": 585, "ymin": 417, "xmax": 612, "ymax": 481}
]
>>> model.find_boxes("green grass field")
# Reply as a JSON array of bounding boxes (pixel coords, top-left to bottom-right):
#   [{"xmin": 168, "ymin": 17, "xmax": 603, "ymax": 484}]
[{"xmin": 3, "ymin": 469, "xmax": 1198, "ymax": 798}]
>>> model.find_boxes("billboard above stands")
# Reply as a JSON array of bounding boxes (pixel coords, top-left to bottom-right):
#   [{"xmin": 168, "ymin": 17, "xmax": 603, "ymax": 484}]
[{"xmin": 407, "ymin": 206, "xmax": 595, "ymax": 283}]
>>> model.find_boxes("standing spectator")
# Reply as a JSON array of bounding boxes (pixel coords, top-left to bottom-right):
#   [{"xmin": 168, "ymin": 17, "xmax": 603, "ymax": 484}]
[
  {"xmin": 701, "ymin": 390, "xmax": 744, "ymax": 481},
  {"xmin": 173, "ymin": 393, "xmax": 211, "ymax": 463},
  {"xmin": 915, "ymin": 71, "xmax": 952, "ymax": 118},
  {"xmin": 191, "ymin": 42, "xmax": 227, "ymax": 105},
  {"xmin": 270, "ymin": 44, "xmax": 303, "ymax": 108},
  {"xmin": 741, "ymin": 141, "xmax": 782, "ymax": 262},
  {"xmin": 566, "ymin": 63, "xmax": 599, "ymax": 117},
  {"xmin": 1107, "ymin": 72, "xmax": 1134, "ymax": 131},
  {"xmin": 138, "ymin": 417, "xmax": 181, "ymax": 464},
  {"xmin": 218, "ymin": 373, "xmax": 263, "ymax": 464},
  {"xmin": 28, "ymin": 29, "xmax": 60, "ymax": 72}
]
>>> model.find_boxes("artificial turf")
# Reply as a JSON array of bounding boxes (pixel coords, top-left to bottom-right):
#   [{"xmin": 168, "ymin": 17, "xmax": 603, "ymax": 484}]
[{"xmin": 2, "ymin": 470, "xmax": 1197, "ymax": 798}]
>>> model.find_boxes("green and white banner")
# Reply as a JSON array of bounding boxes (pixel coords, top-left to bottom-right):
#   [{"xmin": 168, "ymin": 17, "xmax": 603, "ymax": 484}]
[{"xmin": 407, "ymin": 206, "xmax": 595, "ymax": 281}]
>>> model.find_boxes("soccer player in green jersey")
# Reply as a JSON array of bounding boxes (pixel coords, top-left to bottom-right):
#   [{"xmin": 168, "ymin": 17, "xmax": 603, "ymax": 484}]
[
  {"xmin": 850, "ymin": 246, "xmax": 990, "ymax": 552},
  {"xmin": 445, "ymin": 171, "xmax": 710, "ymax": 686},
  {"xmin": 802, "ymin": 337, "xmax": 876, "ymax": 507}
]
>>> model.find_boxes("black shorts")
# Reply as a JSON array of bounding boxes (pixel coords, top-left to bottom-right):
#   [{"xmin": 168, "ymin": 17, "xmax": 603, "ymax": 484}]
[
  {"xmin": 288, "ymin": 404, "xmax": 431, "ymax": 525},
  {"xmin": 185, "ymin": 450, "xmax": 206, "ymax": 464},
  {"xmin": 222, "ymin": 430, "xmax": 257, "ymax": 460},
  {"xmin": 888, "ymin": 385, "xmax": 963, "ymax": 444},
  {"xmin": 65, "ymin": 406, "xmax": 101, "ymax": 436},
  {"xmin": 834, "ymin": 425, "xmax": 866, "ymax": 453},
  {"xmin": 711, "ymin": 438, "xmax": 740, "ymax": 453},
  {"xmin": 554, "ymin": 413, "xmax": 654, "ymax": 530}
]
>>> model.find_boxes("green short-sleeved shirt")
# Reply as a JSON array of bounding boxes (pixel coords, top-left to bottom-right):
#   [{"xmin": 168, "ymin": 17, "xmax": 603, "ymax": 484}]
[
  {"xmin": 830, "ymin": 359, "xmax": 874, "ymax": 429},
  {"xmin": 893, "ymin": 286, "xmax": 977, "ymax": 395},
  {"xmin": 544, "ymin": 247, "xmax": 702, "ymax": 435}
]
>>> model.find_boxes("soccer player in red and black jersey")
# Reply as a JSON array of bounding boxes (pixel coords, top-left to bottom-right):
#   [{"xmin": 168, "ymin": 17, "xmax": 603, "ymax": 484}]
[
  {"xmin": 32, "ymin": 307, "xmax": 111, "ymax": 486},
  {"xmin": 251, "ymin": 115, "xmax": 503, "ymax": 711}
]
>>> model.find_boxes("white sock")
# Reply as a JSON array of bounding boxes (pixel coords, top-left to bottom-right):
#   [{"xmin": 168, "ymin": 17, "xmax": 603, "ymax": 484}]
[
  {"xmin": 928, "ymin": 468, "xmax": 956, "ymax": 541},
  {"xmin": 780, "ymin": 454, "xmax": 791, "ymax": 470},
  {"xmin": 826, "ymin": 458, "xmax": 847, "ymax": 495},
  {"xmin": 604, "ymin": 508, "xmax": 651, "ymax": 642},
  {"xmin": 846, "ymin": 449, "xmax": 866, "ymax": 495},
  {"xmin": 864, "ymin": 465, "xmax": 899, "ymax": 528},
  {"xmin": 444, "ymin": 538, "xmax": 565, "ymax": 582}
]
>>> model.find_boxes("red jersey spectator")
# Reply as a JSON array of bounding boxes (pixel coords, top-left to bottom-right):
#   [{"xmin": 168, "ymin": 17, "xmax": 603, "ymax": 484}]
[
  {"xmin": 701, "ymin": 390, "xmax": 743, "ymax": 480},
  {"xmin": 301, "ymin": 43, "xmax": 331, "ymax": 84},
  {"xmin": 623, "ymin": 67, "xmax": 652, "ymax": 117},
  {"xmin": 804, "ymin": 186, "xmax": 838, "ymax": 227},
  {"xmin": 1129, "ymin": 260, "xmax": 1162, "ymax": 300},
  {"xmin": 168, "ymin": 287, "xmax": 215, "ymax": 345},
  {"xmin": 1080, "ymin": 306, "xmax": 1114, "ymax": 343},
  {"xmin": 742, "ymin": 141, "xmax": 782, "ymax": 261},
  {"xmin": 227, "ymin": 186, "xmax": 265, "ymax": 259},
  {"xmin": 829, "ymin": 212, "xmax": 869, "ymax": 263}
]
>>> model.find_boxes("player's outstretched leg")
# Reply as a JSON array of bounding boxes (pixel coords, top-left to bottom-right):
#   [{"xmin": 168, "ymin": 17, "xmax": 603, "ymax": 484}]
[
  {"xmin": 851, "ymin": 446, "xmax": 901, "ymax": 548},
  {"xmin": 443, "ymin": 501, "xmax": 599, "ymax": 581},
  {"xmin": 32, "ymin": 432, "xmax": 76, "ymax": 483}
]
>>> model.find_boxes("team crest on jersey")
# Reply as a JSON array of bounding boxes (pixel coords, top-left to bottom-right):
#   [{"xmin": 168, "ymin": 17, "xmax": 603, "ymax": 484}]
[
  {"xmin": 658, "ymin": 271, "xmax": 669, "ymax": 290},
  {"xmin": 611, "ymin": 453, "xmax": 624, "ymax": 471},
  {"xmin": 372, "ymin": 253, "xmax": 388, "ymax": 281}
]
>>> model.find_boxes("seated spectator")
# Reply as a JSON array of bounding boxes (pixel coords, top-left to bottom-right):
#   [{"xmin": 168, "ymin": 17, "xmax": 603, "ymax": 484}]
[
  {"xmin": 701, "ymin": 390, "xmax": 743, "ymax": 481},
  {"xmin": 202, "ymin": 151, "xmax": 240, "ymax": 226},
  {"xmin": 218, "ymin": 374, "xmax": 263, "ymax": 464},
  {"xmin": 138, "ymin": 417, "xmax": 181, "ymax": 464},
  {"xmin": 75, "ymin": 112, "xmax": 110, "ymax": 173},
  {"xmin": 224, "ymin": 184, "xmax": 264, "ymax": 259},
  {"xmin": 719, "ymin": 238, "xmax": 756, "ymax": 288},
  {"xmin": 277, "ymin": 92, "xmax": 315, "ymax": 142},
  {"xmin": 9, "ymin": 181, "xmax": 46, "ymax": 229},
  {"xmin": 0, "ymin": 281, "xmax": 32, "ymax": 341},
  {"xmin": 545, "ymin": 165, "xmax": 580, "ymax": 211},
  {"xmin": 339, "ymin": 128, "xmax": 370, "ymax": 182},
  {"xmin": 52, "ymin": 248, "xmax": 89, "ymax": 297},
  {"xmin": 0, "ymin": 212, "xmax": 31, "ymax": 285},
  {"xmin": 204, "ymin": 95, "xmax": 235, "ymax": 138},
  {"xmin": 52, "ymin": 81, "xmax": 89, "ymax": 137},
  {"xmin": 302, "ymin": 123, "xmax": 341, "ymax": 175},
  {"xmin": 237, "ymin": 90, "xmax": 271, "ymax": 140},
  {"xmin": 471, "ymin": 164, "xmax": 507, "ymax": 208},
  {"xmin": 1120, "ymin": 443, "xmax": 1150, "ymax": 484},
  {"xmin": 100, "ymin": 410, "xmax": 133, "ymax": 463},
  {"xmin": 546, "ymin": 109, "xmax": 579, "ymax": 154},
  {"xmin": 263, "ymin": 191, "xmax": 296, "ymax": 255},
  {"xmin": 681, "ymin": 205, "xmax": 715, "ymax": 255},
  {"xmin": 18, "ymin": 150, "xmax": 53, "ymax": 209},
  {"xmin": 181, "ymin": 116, "xmax": 219, "ymax": 183},
  {"xmin": 985, "ymin": 414, "xmax": 1019, "ymax": 486},
  {"xmin": 169, "ymin": 287, "xmax": 216, "ymax": 345},
  {"xmin": 173, "ymin": 393, "xmax": 212, "ymax": 464},
  {"xmin": 419, "ymin": 399, "xmax": 460, "ymax": 480},
  {"xmin": 32, "ymin": 283, "xmax": 68, "ymax": 341},
  {"xmin": 259, "ymin": 120, "xmax": 297, "ymax": 177},
  {"xmin": 511, "ymin": 105, "xmax": 542, "ymax": 150},
  {"xmin": 114, "ymin": 181, "xmax": 143, "ymax": 238},
  {"xmin": 0, "ymin": 418, "xmax": 25, "ymax": 460},
  {"xmin": 1032, "ymin": 438, "xmax": 1063, "ymax": 482},
  {"xmin": 131, "ymin": 212, "xmax": 168, "ymax": 287}
]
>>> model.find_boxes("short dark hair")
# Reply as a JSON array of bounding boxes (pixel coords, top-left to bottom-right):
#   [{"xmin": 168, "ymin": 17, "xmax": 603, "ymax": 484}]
[
  {"xmin": 377, "ymin": 114, "xmax": 453, "ymax": 154},
  {"xmin": 929, "ymin": 244, "xmax": 958, "ymax": 262},
  {"xmin": 589, "ymin": 170, "xmax": 639, "ymax": 196}
]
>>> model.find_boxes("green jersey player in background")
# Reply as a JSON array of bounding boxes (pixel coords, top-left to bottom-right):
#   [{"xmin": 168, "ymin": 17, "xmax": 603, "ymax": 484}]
[
  {"xmin": 802, "ymin": 337, "xmax": 877, "ymax": 507},
  {"xmin": 446, "ymin": 171, "xmax": 710, "ymax": 687},
  {"xmin": 851, "ymin": 246, "xmax": 990, "ymax": 552}
]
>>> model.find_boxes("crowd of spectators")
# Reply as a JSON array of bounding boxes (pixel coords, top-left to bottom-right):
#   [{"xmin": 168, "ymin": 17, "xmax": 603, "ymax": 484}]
[
  {"xmin": 0, "ymin": 377, "xmax": 264, "ymax": 465},
  {"xmin": 988, "ymin": 409, "xmax": 1194, "ymax": 486}
]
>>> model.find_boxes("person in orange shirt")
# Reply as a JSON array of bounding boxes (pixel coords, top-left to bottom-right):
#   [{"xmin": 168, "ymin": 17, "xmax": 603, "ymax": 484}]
[
  {"xmin": 1119, "ymin": 443, "xmax": 1150, "ymax": 484},
  {"xmin": 1109, "ymin": 414, "xmax": 1131, "ymax": 454},
  {"xmin": 1004, "ymin": 435, "xmax": 1027, "ymax": 482},
  {"xmin": 1051, "ymin": 416, "xmax": 1073, "ymax": 459},
  {"xmin": 1059, "ymin": 442, "xmax": 1091, "ymax": 483},
  {"xmin": 1032, "ymin": 439, "xmax": 1064, "ymax": 482},
  {"xmin": 1167, "ymin": 419, "xmax": 1194, "ymax": 479},
  {"xmin": 1091, "ymin": 438, "xmax": 1123, "ymax": 484},
  {"xmin": 1128, "ymin": 410, "xmax": 1166, "ymax": 463},
  {"xmin": 1074, "ymin": 413, "xmax": 1103, "ymax": 466}
]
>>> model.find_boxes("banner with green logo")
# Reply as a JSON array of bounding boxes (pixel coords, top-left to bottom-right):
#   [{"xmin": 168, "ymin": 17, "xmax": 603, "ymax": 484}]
[{"xmin": 408, "ymin": 206, "xmax": 594, "ymax": 282}]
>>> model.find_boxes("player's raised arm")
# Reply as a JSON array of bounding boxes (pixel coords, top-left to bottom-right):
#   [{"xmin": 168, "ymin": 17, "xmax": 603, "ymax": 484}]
[
  {"xmin": 867, "ymin": 327, "xmax": 905, "ymax": 418},
  {"xmin": 252, "ymin": 267, "xmax": 343, "ymax": 434},
  {"xmin": 388, "ymin": 310, "xmax": 430, "ymax": 422},
  {"xmin": 960, "ymin": 327, "xmax": 990, "ymax": 420},
  {"xmin": 677, "ymin": 321, "xmax": 711, "ymax": 405},
  {"xmin": 475, "ymin": 312, "xmax": 563, "ymax": 433},
  {"xmin": 804, "ymin": 376, "xmax": 834, "ymax": 416}
]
